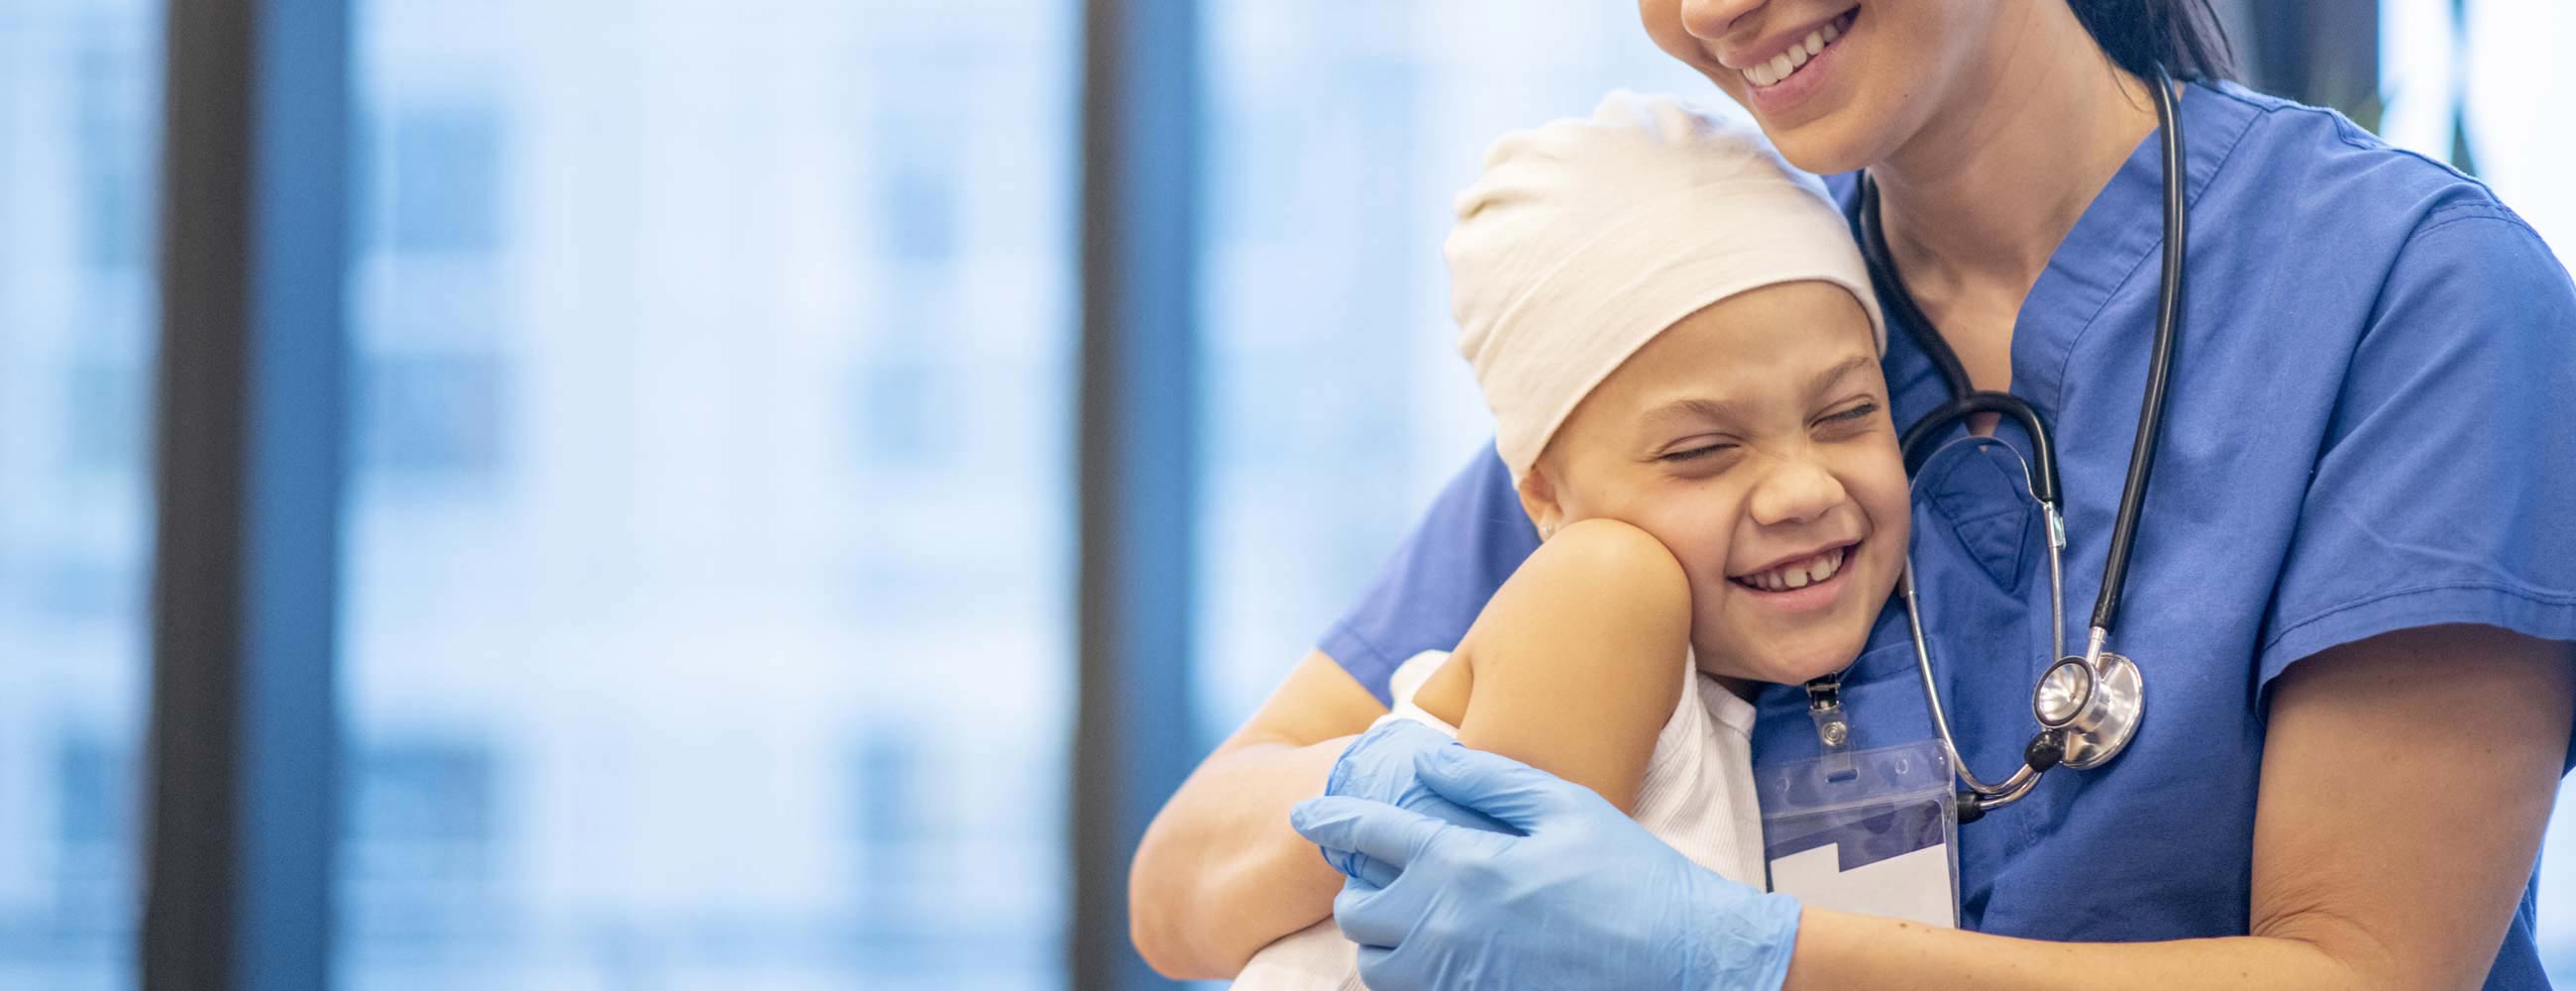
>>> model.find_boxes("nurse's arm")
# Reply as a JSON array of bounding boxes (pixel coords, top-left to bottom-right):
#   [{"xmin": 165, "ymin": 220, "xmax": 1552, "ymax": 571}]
[
  {"xmin": 1127, "ymin": 650, "xmax": 1383, "ymax": 979},
  {"xmin": 1782, "ymin": 623, "xmax": 2572, "ymax": 991}
]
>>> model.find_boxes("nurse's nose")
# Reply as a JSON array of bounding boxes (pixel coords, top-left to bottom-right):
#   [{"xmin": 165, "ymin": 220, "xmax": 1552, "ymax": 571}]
[
  {"xmin": 1677, "ymin": 0, "xmax": 1764, "ymax": 43},
  {"xmin": 1746, "ymin": 455, "xmax": 1848, "ymax": 527}
]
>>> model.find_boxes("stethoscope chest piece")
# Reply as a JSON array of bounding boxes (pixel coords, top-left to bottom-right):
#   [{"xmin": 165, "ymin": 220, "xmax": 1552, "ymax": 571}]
[{"xmin": 2034, "ymin": 651, "xmax": 2145, "ymax": 770}]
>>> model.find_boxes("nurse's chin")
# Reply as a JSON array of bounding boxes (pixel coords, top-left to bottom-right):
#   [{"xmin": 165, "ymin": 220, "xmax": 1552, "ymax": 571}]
[{"xmin": 1761, "ymin": 114, "xmax": 1890, "ymax": 179}]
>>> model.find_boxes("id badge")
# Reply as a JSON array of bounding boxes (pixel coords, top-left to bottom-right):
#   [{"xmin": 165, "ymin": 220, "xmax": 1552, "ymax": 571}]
[{"xmin": 1756, "ymin": 739, "xmax": 1959, "ymax": 929}]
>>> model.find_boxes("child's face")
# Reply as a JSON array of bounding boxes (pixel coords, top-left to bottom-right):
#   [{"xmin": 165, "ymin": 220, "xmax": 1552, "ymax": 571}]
[{"xmin": 1523, "ymin": 280, "xmax": 1905, "ymax": 686}]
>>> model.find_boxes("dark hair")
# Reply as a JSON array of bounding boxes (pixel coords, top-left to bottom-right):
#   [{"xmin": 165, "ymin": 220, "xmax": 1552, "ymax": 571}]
[{"xmin": 2066, "ymin": 0, "xmax": 2238, "ymax": 83}]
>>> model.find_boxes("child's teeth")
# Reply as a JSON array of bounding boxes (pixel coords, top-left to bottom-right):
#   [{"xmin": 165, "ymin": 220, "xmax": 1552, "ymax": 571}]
[{"xmin": 1742, "ymin": 548, "xmax": 1852, "ymax": 592}]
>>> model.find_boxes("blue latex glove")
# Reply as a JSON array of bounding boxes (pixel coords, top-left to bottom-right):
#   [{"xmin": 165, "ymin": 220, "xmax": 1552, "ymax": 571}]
[
  {"xmin": 1316, "ymin": 720, "xmax": 1515, "ymax": 887},
  {"xmin": 1292, "ymin": 733, "xmax": 1803, "ymax": 991}
]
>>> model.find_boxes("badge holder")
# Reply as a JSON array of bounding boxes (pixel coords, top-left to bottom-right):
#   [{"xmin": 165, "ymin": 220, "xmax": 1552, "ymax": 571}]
[{"xmin": 1757, "ymin": 736, "xmax": 1961, "ymax": 929}]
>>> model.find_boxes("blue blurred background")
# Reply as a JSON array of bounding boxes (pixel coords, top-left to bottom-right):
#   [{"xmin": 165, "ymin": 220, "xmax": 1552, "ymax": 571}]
[{"xmin": 1, "ymin": 0, "xmax": 2571, "ymax": 988}]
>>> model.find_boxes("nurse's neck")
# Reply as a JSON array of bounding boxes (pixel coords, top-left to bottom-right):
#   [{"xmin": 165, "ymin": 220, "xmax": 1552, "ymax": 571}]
[{"xmin": 1867, "ymin": 4, "xmax": 2163, "ymax": 384}]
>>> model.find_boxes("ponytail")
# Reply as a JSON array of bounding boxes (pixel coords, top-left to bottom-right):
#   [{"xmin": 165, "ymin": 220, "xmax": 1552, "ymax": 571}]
[{"xmin": 2066, "ymin": 0, "xmax": 2238, "ymax": 82}]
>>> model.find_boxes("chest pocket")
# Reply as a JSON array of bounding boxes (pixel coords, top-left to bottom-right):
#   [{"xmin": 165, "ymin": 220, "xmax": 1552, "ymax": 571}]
[{"xmin": 1915, "ymin": 441, "xmax": 2040, "ymax": 592}]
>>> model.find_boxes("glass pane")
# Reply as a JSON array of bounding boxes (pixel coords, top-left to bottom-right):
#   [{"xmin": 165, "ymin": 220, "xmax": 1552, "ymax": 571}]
[
  {"xmin": 2380, "ymin": 1, "xmax": 2576, "ymax": 979},
  {"xmin": 0, "ymin": 1, "xmax": 161, "ymax": 988},
  {"xmin": 2380, "ymin": 0, "xmax": 2576, "ymax": 256},
  {"xmin": 1193, "ymin": 3, "xmax": 1716, "ymax": 737},
  {"xmin": 337, "ymin": 2, "xmax": 1077, "ymax": 988}
]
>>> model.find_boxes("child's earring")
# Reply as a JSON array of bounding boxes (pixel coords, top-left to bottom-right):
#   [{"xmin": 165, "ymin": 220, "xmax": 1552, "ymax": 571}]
[{"xmin": 1539, "ymin": 520, "xmax": 1557, "ymax": 541}]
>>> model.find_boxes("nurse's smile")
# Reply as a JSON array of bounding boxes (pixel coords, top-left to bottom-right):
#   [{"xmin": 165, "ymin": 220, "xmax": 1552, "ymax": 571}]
[{"xmin": 1720, "ymin": 7, "xmax": 1858, "ymax": 117}]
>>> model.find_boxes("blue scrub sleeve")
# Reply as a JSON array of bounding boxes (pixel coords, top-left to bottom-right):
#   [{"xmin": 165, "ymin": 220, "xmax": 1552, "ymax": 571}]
[
  {"xmin": 2258, "ymin": 207, "xmax": 2576, "ymax": 694},
  {"xmin": 1319, "ymin": 444, "xmax": 1541, "ymax": 705}
]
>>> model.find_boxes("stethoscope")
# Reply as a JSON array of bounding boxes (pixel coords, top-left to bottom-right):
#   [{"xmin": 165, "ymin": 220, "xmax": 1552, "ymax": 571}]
[{"xmin": 1811, "ymin": 65, "xmax": 2187, "ymax": 823}]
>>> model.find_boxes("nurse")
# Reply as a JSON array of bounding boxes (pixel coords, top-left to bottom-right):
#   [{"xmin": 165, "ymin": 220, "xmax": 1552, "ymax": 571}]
[{"xmin": 1129, "ymin": 1, "xmax": 2576, "ymax": 988}]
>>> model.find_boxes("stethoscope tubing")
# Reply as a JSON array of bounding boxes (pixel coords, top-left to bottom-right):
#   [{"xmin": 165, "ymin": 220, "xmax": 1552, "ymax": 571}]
[
  {"xmin": 1864, "ymin": 64, "xmax": 2186, "ymax": 815},
  {"xmin": 2093, "ymin": 66, "xmax": 2189, "ymax": 635}
]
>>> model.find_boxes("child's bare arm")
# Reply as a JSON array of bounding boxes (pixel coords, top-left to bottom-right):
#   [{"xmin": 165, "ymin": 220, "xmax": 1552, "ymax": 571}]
[{"xmin": 1412, "ymin": 517, "xmax": 1692, "ymax": 815}]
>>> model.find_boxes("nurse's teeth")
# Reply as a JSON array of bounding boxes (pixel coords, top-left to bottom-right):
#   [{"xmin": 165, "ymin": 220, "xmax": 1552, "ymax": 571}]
[{"xmin": 1744, "ymin": 23, "xmax": 1839, "ymax": 89}]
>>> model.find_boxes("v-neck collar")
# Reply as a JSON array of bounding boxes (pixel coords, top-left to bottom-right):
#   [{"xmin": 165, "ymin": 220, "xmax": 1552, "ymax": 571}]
[{"xmin": 2005, "ymin": 81, "xmax": 2260, "ymax": 414}]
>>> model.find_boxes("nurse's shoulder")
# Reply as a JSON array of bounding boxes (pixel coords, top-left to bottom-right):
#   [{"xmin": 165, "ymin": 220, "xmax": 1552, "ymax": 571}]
[
  {"xmin": 2200, "ymin": 80, "xmax": 2551, "ymax": 273},
  {"xmin": 2211, "ymin": 82, "xmax": 2576, "ymax": 692},
  {"xmin": 2186, "ymin": 80, "xmax": 2571, "ymax": 394}
]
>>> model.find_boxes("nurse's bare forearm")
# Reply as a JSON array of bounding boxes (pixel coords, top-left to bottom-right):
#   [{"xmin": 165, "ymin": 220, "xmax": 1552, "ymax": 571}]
[
  {"xmin": 1786, "ymin": 913, "xmax": 2387, "ymax": 990},
  {"xmin": 1132, "ymin": 651, "xmax": 1386, "ymax": 977},
  {"xmin": 1127, "ymin": 734, "xmax": 1353, "ymax": 978},
  {"xmin": 1786, "ymin": 625, "xmax": 2570, "ymax": 991}
]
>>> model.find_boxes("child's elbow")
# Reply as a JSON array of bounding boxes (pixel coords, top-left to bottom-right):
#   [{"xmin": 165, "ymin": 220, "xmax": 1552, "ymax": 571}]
[{"xmin": 1536, "ymin": 517, "xmax": 1691, "ymax": 616}]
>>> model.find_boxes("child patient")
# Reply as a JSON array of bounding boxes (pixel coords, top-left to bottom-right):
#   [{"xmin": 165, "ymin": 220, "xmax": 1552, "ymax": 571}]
[{"xmin": 1232, "ymin": 90, "xmax": 1908, "ymax": 989}]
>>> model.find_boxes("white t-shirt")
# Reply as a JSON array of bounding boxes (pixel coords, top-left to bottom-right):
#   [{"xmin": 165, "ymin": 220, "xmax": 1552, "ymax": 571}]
[{"xmin": 1233, "ymin": 649, "xmax": 1765, "ymax": 990}]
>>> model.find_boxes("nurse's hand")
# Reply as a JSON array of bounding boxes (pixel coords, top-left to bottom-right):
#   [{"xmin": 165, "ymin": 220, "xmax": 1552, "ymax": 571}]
[
  {"xmin": 1292, "ymin": 735, "xmax": 1802, "ymax": 991},
  {"xmin": 1307, "ymin": 720, "xmax": 1512, "ymax": 886}
]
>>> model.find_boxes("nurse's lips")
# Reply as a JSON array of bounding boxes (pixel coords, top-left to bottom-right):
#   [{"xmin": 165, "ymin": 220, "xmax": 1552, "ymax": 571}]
[{"xmin": 1725, "ymin": 8, "xmax": 1859, "ymax": 116}]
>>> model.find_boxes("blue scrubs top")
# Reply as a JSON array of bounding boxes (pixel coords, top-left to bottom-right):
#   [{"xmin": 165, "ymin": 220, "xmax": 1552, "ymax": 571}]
[{"xmin": 1317, "ymin": 81, "xmax": 2576, "ymax": 988}]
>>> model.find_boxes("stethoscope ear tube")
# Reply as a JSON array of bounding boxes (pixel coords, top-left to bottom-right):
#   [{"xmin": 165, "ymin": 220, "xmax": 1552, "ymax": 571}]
[
  {"xmin": 2090, "ymin": 63, "xmax": 2188, "ymax": 635},
  {"xmin": 1897, "ymin": 392, "xmax": 2060, "ymax": 506}
]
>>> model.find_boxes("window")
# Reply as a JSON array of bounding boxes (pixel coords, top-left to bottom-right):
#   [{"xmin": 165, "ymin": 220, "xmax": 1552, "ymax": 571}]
[
  {"xmin": 61, "ymin": 356, "xmax": 147, "ymax": 475},
  {"xmin": 372, "ymin": 104, "xmax": 506, "ymax": 257},
  {"xmin": 336, "ymin": 2, "xmax": 1077, "ymax": 988},
  {"xmin": 344, "ymin": 739, "xmax": 503, "ymax": 949},
  {"xmin": 856, "ymin": 359, "xmax": 938, "ymax": 466},
  {"xmin": 359, "ymin": 352, "xmax": 510, "ymax": 479},
  {"xmin": 1190, "ymin": 2, "xmax": 1714, "ymax": 738},
  {"xmin": 2380, "ymin": 0, "xmax": 2576, "ymax": 260},
  {"xmin": 0, "ymin": 3, "xmax": 159, "ymax": 989},
  {"xmin": 2380, "ymin": 3, "xmax": 2576, "ymax": 978},
  {"xmin": 71, "ymin": 19, "xmax": 151, "ymax": 273},
  {"xmin": 876, "ymin": 132, "xmax": 961, "ymax": 265},
  {"xmin": 51, "ymin": 735, "xmax": 134, "ymax": 931}
]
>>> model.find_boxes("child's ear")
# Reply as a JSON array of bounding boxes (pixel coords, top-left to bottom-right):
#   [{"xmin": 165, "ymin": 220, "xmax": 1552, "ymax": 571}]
[{"xmin": 1517, "ymin": 464, "xmax": 1563, "ymax": 539}]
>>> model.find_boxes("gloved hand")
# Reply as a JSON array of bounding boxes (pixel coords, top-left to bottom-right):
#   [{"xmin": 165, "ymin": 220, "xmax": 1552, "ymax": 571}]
[
  {"xmin": 1316, "ymin": 720, "xmax": 1513, "ymax": 887},
  {"xmin": 1292, "ymin": 736, "xmax": 1802, "ymax": 991}
]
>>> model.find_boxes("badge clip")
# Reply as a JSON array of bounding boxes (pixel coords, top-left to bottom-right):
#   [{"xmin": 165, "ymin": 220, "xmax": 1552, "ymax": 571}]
[{"xmin": 1805, "ymin": 674, "xmax": 1857, "ymax": 782}]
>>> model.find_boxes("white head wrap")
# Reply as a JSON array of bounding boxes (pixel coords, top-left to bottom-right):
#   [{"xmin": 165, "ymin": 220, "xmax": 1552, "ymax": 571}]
[{"xmin": 1448, "ymin": 90, "xmax": 1885, "ymax": 486}]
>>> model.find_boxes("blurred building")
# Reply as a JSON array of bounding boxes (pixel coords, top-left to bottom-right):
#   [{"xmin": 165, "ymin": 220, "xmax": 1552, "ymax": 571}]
[{"xmin": 0, "ymin": 0, "xmax": 159, "ymax": 987}]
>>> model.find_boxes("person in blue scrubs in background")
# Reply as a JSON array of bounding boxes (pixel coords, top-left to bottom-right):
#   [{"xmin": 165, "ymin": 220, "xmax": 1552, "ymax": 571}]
[{"xmin": 1130, "ymin": 1, "xmax": 2576, "ymax": 988}]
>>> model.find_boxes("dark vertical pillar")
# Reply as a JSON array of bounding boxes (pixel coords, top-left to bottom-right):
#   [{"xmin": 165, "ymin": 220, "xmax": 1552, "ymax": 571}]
[
  {"xmin": 2248, "ymin": 0, "xmax": 2380, "ymax": 122},
  {"xmin": 1073, "ymin": 0, "xmax": 1199, "ymax": 986},
  {"xmin": 141, "ymin": 0, "xmax": 351, "ymax": 987}
]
